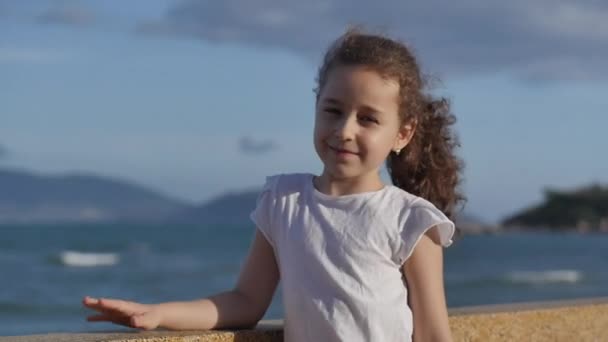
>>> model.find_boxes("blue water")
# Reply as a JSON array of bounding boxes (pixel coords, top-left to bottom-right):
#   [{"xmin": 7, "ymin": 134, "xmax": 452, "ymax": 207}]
[{"xmin": 1, "ymin": 224, "xmax": 607, "ymax": 336}]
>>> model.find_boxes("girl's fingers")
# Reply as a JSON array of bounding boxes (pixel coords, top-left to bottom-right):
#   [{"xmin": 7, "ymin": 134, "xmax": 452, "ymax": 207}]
[
  {"xmin": 82, "ymin": 296, "xmax": 98, "ymax": 306},
  {"xmin": 83, "ymin": 296, "xmax": 108, "ymax": 310},
  {"xmin": 98, "ymin": 298, "xmax": 132, "ymax": 311},
  {"xmin": 83, "ymin": 296, "xmax": 142, "ymax": 316},
  {"xmin": 83, "ymin": 296, "xmax": 155, "ymax": 329},
  {"xmin": 87, "ymin": 312, "xmax": 158, "ymax": 330},
  {"xmin": 83, "ymin": 297, "xmax": 108, "ymax": 313},
  {"xmin": 86, "ymin": 314, "xmax": 132, "ymax": 327}
]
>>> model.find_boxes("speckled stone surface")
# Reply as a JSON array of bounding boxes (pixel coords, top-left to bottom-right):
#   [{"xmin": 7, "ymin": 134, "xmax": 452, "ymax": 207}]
[
  {"xmin": 449, "ymin": 298, "xmax": 608, "ymax": 342},
  {"xmin": 0, "ymin": 329, "xmax": 283, "ymax": 342},
  {"xmin": 0, "ymin": 330, "xmax": 283, "ymax": 342},
  {"xmin": 2, "ymin": 299, "xmax": 607, "ymax": 341}
]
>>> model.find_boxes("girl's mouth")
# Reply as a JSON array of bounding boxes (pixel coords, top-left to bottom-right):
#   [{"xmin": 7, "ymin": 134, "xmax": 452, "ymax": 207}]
[{"xmin": 329, "ymin": 145, "xmax": 359, "ymax": 156}]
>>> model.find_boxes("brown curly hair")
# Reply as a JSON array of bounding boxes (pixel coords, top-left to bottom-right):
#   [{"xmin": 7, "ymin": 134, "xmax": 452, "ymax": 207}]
[{"xmin": 314, "ymin": 28, "xmax": 465, "ymax": 219}]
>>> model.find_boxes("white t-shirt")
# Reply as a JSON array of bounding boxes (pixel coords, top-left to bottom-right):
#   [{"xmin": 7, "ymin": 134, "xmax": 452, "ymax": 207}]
[{"xmin": 250, "ymin": 173, "xmax": 454, "ymax": 342}]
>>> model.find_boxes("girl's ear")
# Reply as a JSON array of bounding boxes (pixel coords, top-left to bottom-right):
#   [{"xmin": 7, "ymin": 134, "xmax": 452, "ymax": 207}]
[{"xmin": 394, "ymin": 120, "xmax": 416, "ymax": 151}]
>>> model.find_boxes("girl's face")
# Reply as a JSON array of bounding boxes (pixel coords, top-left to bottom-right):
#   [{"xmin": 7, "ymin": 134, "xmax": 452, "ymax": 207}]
[{"xmin": 314, "ymin": 65, "xmax": 414, "ymax": 184}]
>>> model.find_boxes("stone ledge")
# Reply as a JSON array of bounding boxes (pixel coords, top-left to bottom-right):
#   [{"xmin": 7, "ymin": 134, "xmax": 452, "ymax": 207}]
[
  {"xmin": 448, "ymin": 297, "xmax": 608, "ymax": 341},
  {"xmin": 2, "ymin": 298, "xmax": 607, "ymax": 342},
  {"xmin": 0, "ymin": 323, "xmax": 283, "ymax": 342}
]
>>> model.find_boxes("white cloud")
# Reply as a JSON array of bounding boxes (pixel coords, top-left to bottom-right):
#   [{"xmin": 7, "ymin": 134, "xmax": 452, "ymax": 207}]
[
  {"xmin": 529, "ymin": 2, "xmax": 608, "ymax": 41},
  {"xmin": 36, "ymin": 3, "xmax": 95, "ymax": 27},
  {"xmin": 238, "ymin": 136, "xmax": 278, "ymax": 155},
  {"xmin": 135, "ymin": 0, "xmax": 608, "ymax": 82}
]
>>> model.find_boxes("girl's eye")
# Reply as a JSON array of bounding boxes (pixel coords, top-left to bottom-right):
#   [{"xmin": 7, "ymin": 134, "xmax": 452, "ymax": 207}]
[
  {"xmin": 360, "ymin": 116, "xmax": 379, "ymax": 124},
  {"xmin": 324, "ymin": 108, "xmax": 342, "ymax": 116}
]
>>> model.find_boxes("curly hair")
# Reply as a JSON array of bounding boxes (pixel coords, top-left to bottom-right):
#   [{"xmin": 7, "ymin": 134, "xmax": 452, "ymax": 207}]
[{"xmin": 314, "ymin": 28, "xmax": 465, "ymax": 219}]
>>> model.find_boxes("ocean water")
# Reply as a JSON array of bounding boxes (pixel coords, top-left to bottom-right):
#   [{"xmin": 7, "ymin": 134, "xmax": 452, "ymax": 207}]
[{"xmin": 1, "ymin": 224, "xmax": 607, "ymax": 336}]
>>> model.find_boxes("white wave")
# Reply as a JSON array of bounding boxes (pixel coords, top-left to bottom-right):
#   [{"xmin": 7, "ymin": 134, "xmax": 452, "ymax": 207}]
[
  {"xmin": 59, "ymin": 250, "xmax": 119, "ymax": 267},
  {"xmin": 507, "ymin": 270, "xmax": 582, "ymax": 284}
]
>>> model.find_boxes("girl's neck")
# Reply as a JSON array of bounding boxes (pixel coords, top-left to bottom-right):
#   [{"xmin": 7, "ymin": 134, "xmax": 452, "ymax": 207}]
[{"xmin": 314, "ymin": 171, "xmax": 385, "ymax": 196}]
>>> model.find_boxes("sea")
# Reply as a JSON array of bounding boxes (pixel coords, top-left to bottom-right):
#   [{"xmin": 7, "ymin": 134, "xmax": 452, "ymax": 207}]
[{"xmin": 1, "ymin": 224, "xmax": 607, "ymax": 336}]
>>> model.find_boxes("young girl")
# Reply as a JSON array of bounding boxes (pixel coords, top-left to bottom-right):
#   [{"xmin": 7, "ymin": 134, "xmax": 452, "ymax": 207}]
[{"xmin": 83, "ymin": 28, "xmax": 464, "ymax": 342}]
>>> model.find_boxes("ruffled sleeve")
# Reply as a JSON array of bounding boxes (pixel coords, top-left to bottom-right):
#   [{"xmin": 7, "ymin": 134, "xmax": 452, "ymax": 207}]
[
  {"xmin": 395, "ymin": 203, "xmax": 455, "ymax": 264},
  {"xmin": 249, "ymin": 175, "xmax": 280, "ymax": 246}
]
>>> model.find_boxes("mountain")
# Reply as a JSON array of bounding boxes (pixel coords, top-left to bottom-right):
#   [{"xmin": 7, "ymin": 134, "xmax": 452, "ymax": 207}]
[
  {"xmin": 168, "ymin": 190, "xmax": 259, "ymax": 226},
  {"xmin": 171, "ymin": 188, "xmax": 494, "ymax": 236},
  {"xmin": 0, "ymin": 168, "xmax": 189, "ymax": 223},
  {"xmin": 454, "ymin": 211, "xmax": 501, "ymax": 235},
  {"xmin": 502, "ymin": 184, "xmax": 608, "ymax": 232},
  {"xmin": 1, "ymin": 166, "xmax": 494, "ymax": 232}
]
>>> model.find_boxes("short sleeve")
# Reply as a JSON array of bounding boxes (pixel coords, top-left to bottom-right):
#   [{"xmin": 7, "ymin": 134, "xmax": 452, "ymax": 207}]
[
  {"xmin": 395, "ymin": 204, "xmax": 455, "ymax": 264},
  {"xmin": 249, "ymin": 175, "xmax": 280, "ymax": 247}
]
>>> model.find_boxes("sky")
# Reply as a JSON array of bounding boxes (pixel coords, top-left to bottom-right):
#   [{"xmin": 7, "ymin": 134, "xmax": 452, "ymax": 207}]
[{"xmin": 2, "ymin": 0, "xmax": 607, "ymax": 223}]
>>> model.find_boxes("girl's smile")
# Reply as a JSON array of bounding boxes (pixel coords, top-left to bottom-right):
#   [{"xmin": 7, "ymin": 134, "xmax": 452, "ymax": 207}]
[{"xmin": 328, "ymin": 145, "xmax": 359, "ymax": 157}]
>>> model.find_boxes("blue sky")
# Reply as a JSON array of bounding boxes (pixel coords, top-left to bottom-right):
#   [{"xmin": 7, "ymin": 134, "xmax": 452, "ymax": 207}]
[{"xmin": 2, "ymin": 0, "xmax": 607, "ymax": 223}]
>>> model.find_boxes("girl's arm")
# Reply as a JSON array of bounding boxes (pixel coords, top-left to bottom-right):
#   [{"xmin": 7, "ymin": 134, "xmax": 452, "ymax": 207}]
[
  {"xmin": 402, "ymin": 227, "xmax": 453, "ymax": 342},
  {"xmin": 83, "ymin": 230, "xmax": 279, "ymax": 330}
]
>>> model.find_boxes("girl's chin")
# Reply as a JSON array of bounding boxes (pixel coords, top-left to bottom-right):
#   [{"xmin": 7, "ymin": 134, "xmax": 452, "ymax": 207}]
[{"xmin": 322, "ymin": 167, "xmax": 371, "ymax": 180}]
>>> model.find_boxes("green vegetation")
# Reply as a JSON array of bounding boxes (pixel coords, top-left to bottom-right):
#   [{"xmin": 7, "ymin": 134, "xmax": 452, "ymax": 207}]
[{"xmin": 503, "ymin": 184, "xmax": 608, "ymax": 231}]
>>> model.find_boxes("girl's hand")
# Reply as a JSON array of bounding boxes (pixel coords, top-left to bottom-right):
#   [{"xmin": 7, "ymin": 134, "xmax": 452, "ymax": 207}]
[{"xmin": 82, "ymin": 296, "xmax": 162, "ymax": 330}]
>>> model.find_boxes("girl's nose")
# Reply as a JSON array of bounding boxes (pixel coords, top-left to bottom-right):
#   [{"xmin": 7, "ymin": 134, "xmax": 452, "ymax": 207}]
[{"xmin": 334, "ymin": 115, "xmax": 357, "ymax": 141}]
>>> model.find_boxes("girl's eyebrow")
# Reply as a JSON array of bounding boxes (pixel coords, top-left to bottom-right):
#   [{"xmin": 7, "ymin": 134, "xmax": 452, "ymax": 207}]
[
  {"xmin": 323, "ymin": 98, "xmax": 343, "ymax": 106},
  {"xmin": 359, "ymin": 104, "xmax": 383, "ymax": 115},
  {"xmin": 323, "ymin": 98, "xmax": 383, "ymax": 114}
]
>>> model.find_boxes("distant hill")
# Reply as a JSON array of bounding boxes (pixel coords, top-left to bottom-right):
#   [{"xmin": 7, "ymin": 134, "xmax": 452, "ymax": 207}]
[
  {"xmin": 168, "ymin": 190, "xmax": 259, "ymax": 226},
  {"xmin": 171, "ymin": 188, "xmax": 492, "ymax": 235},
  {"xmin": 454, "ymin": 212, "xmax": 500, "ymax": 235},
  {"xmin": 0, "ymin": 168, "xmax": 189, "ymax": 223},
  {"xmin": 1, "ymin": 166, "xmax": 493, "ymax": 231},
  {"xmin": 502, "ymin": 184, "xmax": 608, "ymax": 232}
]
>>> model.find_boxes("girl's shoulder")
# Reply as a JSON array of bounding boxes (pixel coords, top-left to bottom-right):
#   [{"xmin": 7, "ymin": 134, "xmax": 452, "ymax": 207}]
[
  {"xmin": 259, "ymin": 173, "xmax": 312, "ymax": 196},
  {"xmin": 386, "ymin": 186, "xmax": 455, "ymax": 248},
  {"xmin": 384, "ymin": 185, "xmax": 435, "ymax": 212},
  {"xmin": 385, "ymin": 186, "xmax": 453, "ymax": 226}
]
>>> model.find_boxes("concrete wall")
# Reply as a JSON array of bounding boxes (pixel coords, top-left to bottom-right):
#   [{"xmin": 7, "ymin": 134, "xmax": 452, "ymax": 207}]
[{"xmin": 2, "ymin": 298, "xmax": 607, "ymax": 342}]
